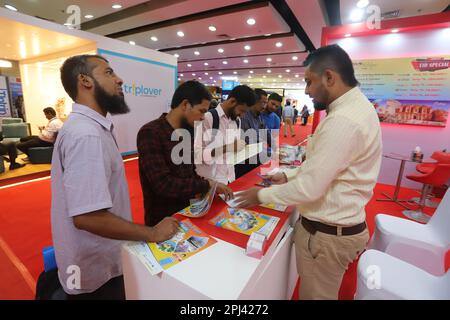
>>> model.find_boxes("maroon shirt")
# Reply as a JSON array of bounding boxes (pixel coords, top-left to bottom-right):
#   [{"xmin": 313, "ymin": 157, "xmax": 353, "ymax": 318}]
[{"xmin": 137, "ymin": 114, "xmax": 210, "ymax": 226}]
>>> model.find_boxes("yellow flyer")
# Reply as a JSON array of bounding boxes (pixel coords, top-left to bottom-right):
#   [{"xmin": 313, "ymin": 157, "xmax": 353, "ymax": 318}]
[
  {"xmin": 209, "ymin": 208, "xmax": 280, "ymax": 238},
  {"xmin": 177, "ymin": 183, "xmax": 217, "ymax": 218},
  {"xmin": 147, "ymin": 219, "xmax": 217, "ymax": 270}
]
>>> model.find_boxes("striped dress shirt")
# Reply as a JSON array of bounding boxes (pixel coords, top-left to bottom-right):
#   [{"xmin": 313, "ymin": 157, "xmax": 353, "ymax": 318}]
[{"xmin": 258, "ymin": 87, "xmax": 382, "ymax": 226}]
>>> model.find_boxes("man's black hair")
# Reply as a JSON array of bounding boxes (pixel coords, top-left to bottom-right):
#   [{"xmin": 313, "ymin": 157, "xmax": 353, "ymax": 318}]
[
  {"xmin": 268, "ymin": 92, "xmax": 282, "ymax": 103},
  {"xmin": 60, "ymin": 54, "xmax": 109, "ymax": 101},
  {"xmin": 171, "ymin": 80, "xmax": 212, "ymax": 109},
  {"xmin": 43, "ymin": 107, "xmax": 57, "ymax": 117},
  {"xmin": 254, "ymin": 88, "xmax": 268, "ymax": 102},
  {"xmin": 227, "ymin": 85, "xmax": 256, "ymax": 107},
  {"xmin": 303, "ymin": 44, "xmax": 359, "ymax": 87}
]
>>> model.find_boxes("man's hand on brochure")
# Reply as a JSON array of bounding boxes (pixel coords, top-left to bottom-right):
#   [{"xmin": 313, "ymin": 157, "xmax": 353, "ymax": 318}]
[
  {"xmin": 260, "ymin": 172, "xmax": 288, "ymax": 185},
  {"xmin": 216, "ymin": 182, "xmax": 234, "ymax": 201},
  {"xmin": 234, "ymin": 187, "xmax": 262, "ymax": 208},
  {"xmin": 149, "ymin": 217, "xmax": 180, "ymax": 242}
]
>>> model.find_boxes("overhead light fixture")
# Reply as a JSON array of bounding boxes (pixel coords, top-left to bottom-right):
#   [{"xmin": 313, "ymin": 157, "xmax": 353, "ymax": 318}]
[
  {"xmin": 151, "ymin": 36, "xmax": 158, "ymax": 41},
  {"xmin": 112, "ymin": 4, "xmax": 122, "ymax": 9},
  {"xmin": 192, "ymin": 73, "xmax": 196, "ymax": 76},
  {"xmin": 204, "ymin": 62, "xmax": 209, "ymax": 66},
  {"xmin": 209, "ymin": 25, "xmax": 217, "ymax": 32},
  {"xmin": 391, "ymin": 29, "xmax": 399, "ymax": 33},
  {"xmin": 244, "ymin": 45, "xmax": 251, "ymax": 50},
  {"xmin": 0, "ymin": 60, "xmax": 13, "ymax": 68},
  {"xmin": 233, "ymin": 71, "xmax": 237, "ymax": 74},
  {"xmin": 243, "ymin": 59, "xmax": 249, "ymax": 63},
  {"xmin": 180, "ymin": 74, "xmax": 184, "ymax": 77},
  {"xmin": 264, "ymin": 34, "xmax": 271, "ymax": 37},
  {"xmin": 129, "ymin": 41, "xmax": 136, "ymax": 45},
  {"xmin": 350, "ymin": 9, "xmax": 364, "ymax": 22},
  {"xmin": 357, "ymin": 0, "xmax": 370, "ymax": 8},
  {"xmin": 248, "ymin": 76, "xmax": 252, "ymax": 79},
  {"xmin": 263, "ymin": 75, "xmax": 266, "ymax": 78},
  {"xmin": 275, "ymin": 42, "xmax": 283, "ymax": 48},
  {"xmin": 205, "ymin": 72, "xmax": 209, "ymax": 75},
  {"xmin": 218, "ymin": 72, "xmax": 223, "ymax": 75},
  {"xmin": 287, "ymin": 79, "xmax": 291, "ymax": 82},
  {"xmin": 295, "ymin": 74, "xmax": 299, "ymax": 78},
  {"xmin": 214, "ymin": 80, "xmax": 217, "ymax": 83},
  {"xmin": 198, "ymin": 77, "xmax": 202, "ymax": 80},
  {"xmin": 177, "ymin": 31, "xmax": 185, "ymax": 37},
  {"xmin": 5, "ymin": 4, "xmax": 18, "ymax": 11},
  {"xmin": 194, "ymin": 51, "xmax": 200, "ymax": 55},
  {"xmin": 218, "ymin": 48, "xmax": 224, "ymax": 53},
  {"xmin": 247, "ymin": 18, "xmax": 256, "ymax": 25},
  {"xmin": 187, "ymin": 64, "xmax": 192, "ymax": 67},
  {"xmin": 292, "ymin": 56, "xmax": 298, "ymax": 61},
  {"xmin": 249, "ymin": 70, "xmax": 254, "ymax": 74},
  {"xmin": 84, "ymin": 14, "xmax": 94, "ymax": 19},
  {"xmin": 174, "ymin": 53, "xmax": 179, "ymax": 58},
  {"xmin": 178, "ymin": 78, "xmax": 181, "ymax": 81},
  {"xmin": 345, "ymin": 33, "xmax": 352, "ymax": 37},
  {"xmin": 222, "ymin": 61, "xmax": 228, "ymax": 64},
  {"xmin": 210, "ymin": 77, "xmax": 213, "ymax": 79},
  {"xmin": 266, "ymin": 58, "xmax": 272, "ymax": 62},
  {"xmin": 267, "ymin": 70, "xmax": 271, "ymax": 73}
]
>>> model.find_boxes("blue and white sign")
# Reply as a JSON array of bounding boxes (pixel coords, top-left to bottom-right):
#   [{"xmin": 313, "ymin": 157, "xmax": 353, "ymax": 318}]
[
  {"xmin": 97, "ymin": 49, "xmax": 177, "ymax": 154},
  {"xmin": 0, "ymin": 76, "xmax": 12, "ymax": 117}
]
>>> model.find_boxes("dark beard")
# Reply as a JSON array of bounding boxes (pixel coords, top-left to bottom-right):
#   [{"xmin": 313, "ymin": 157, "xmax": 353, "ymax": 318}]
[
  {"xmin": 94, "ymin": 80, "xmax": 130, "ymax": 115},
  {"xmin": 313, "ymin": 101, "xmax": 327, "ymax": 111}
]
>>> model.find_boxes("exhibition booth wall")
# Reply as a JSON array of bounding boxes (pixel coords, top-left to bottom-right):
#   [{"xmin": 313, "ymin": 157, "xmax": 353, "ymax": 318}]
[{"xmin": 0, "ymin": 7, "xmax": 177, "ymax": 155}]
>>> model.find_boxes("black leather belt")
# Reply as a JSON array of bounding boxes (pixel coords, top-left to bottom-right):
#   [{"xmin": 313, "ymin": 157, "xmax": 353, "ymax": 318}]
[{"xmin": 301, "ymin": 217, "xmax": 366, "ymax": 236}]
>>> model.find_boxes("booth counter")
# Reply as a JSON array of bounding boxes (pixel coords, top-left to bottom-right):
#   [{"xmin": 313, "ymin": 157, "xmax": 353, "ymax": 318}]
[{"xmin": 121, "ymin": 163, "xmax": 300, "ymax": 300}]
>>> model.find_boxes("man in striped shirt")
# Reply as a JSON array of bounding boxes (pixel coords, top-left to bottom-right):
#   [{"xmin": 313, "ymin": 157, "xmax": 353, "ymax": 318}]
[{"xmin": 235, "ymin": 45, "xmax": 382, "ymax": 300}]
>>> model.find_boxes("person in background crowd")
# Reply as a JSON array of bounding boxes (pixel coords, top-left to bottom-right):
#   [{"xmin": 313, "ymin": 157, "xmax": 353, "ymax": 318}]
[
  {"xmin": 235, "ymin": 44, "xmax": 382, "ymax": 300},
  {"xmin": 282, "ymin": 100, "xmax": 296, "ymax": 137},
  {"xmin": 301, "ymin": 105, "xmax": 310, "ymax": 126},
  {"xmin": 17, "ymin": 107, "xmax": 63, "ymax": 158},
  {"xmin": 293, "ymin": 105, "xmax": 298, "ymax": 124},
  {"xmin": 0, "ymin": 136, "xmax": 25, "ymax": 170},
  {"xmin": 261, "ymin": 92, "xmax": 282, "ymax": 154}
]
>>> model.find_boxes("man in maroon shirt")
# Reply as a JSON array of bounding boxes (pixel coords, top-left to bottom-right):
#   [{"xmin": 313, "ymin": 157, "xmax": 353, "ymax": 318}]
[{"xmin": 137, "ymin": 81, "xmax": 233, "ymax": 226}]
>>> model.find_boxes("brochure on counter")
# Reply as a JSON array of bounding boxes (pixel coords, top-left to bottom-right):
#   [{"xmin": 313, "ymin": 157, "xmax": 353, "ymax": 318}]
[
  {"xmin": 209, "ymin": 207, "xmax": 280, "ymax": 238},
  {"xmin": 126, "ymin": 219, "xmax": 217, "ymax": 275},
  {"xmin": 177, "ymin": 183, "xmax": 217, "ymax": 218},
  {"xmin": 220, "ymin": 192, "xmax": 288, "ymax": 213}
]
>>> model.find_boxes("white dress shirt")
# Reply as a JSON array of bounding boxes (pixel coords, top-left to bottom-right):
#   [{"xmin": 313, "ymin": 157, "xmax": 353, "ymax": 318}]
[
  {"xmin": 258, "ymin": 87, "xmax": 382, "ymax": 226},
  {"xmin": 39, "ymin": 117, "xmax": 64, "ymax": 143},
  {"xmin": 195, "ymin": 104, "xmax": 241, "ymax": 184}
]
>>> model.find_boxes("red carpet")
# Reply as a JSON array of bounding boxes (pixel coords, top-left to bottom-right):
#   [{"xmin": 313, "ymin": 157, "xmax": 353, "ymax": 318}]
[{"xmin": 0, "ymin": 122, "xmax": 448, "ymax": 300}]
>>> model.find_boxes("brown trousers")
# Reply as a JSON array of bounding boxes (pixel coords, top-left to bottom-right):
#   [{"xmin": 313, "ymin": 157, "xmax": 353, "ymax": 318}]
[
  {"xmin": 283, "ymin": 118, "xmax": 295, "ymax": 137},
  {"xmin": 294, "ymin": 220, "xmax": 369, "ymax": 300}
]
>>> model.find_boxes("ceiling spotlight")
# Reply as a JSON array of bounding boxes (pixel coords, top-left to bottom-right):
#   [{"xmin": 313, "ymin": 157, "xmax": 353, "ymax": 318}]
[
  {"xmin": 248, "ymin": 76, "xmax": 252, "ymax": 79},
  {"xmin": 244, "ymin": 45, "xmax": 251, "ymax": 50},
  {"xmin": 345, "ymin": 33, "xmax": 352, "ymax": 37},
  {"xmin": 222, "ymin": 61, "xmax": 228, "ymax": 65},
  {"xmin": 247, "ymin": 18, "xmax": 256, "ymax": 25},
  {"xmin": 84, "ymin": 14, "xmax": 94, "ymax": 19},
  {"xmin": 205, "ymin": 72, "xmax": 209, "ymax": 75},
  {"xmin": 187, "ymin": 64, "xmax": 192, "ymax": 67},
  {"xmin": 263, "ymin": 75, "xmax": 266, "ymax": 78},
  {"xmin": 192, "ymin": 73, "xmax": 196, "ymax": 76},
  {"xmin": 209, "ymin": 25, "xmax": 217, "ymax": 32},
  {"xmin": 180, "ymin": 74, "xmax": 184, "ymax": 77},
  {"xmin": 210, "ymin": 77, "xmax": 213, "ymax": 79},
  {"xmin": 391, "ymin": 29, "xmax": 399, "ymax": 33},
  {"xmin": 275, "ymin": 42, "xmax": 283, "ymax": 47},
  {"xmin": 295, "ymin": 74, "xmax": 299, "ymax": 78},
  {"xmin": 350, "ymin": 9, "xmax": 364, "ymax": 22},
  {"xmin": 198, "ymin": 77, "xmax": 202, "ymax": 80},
  {"xmin": 218, "ymin": 48, "xmax": 224, "ymax": 53},
  {"xmin": 194, "ymin": 51, "xmax": 200, "ymax": 55},
  {"xmin": 112, "ymin": 4, "xmax": 122, "ymax": 9},
  {"xmin": 266, "ymin": 58, "xmax": 272, "ymax": 62},
  {"xmin": 214, "ymin": 80, "xmax": 217, "ymax": 83},
  {"xmin": 218, "ymin": 72, "xmax": 223, "ymax": 75},
  {"xmin": 233, "ymin": 71, "xmax": 237, "ymax": 74},
  {"xmin": 174, "ymin": 53, "xmax": 179, "ymax": 58},
  {"xmin": 278, "ymin": 75, "xmax": 282, "ymax": 78},
  {"xmin": 0, "ymin": 60, "xmax": 13, "ymax": 68},
  {"xmin": 129, "ymin": 41, "xmax": 136, "ymax": 45},
  {"xmin": 150, "ymin": 36, "xmax": 158, "ymax": 41},
  {"xmin": 178, "ymin": 78, "xmax": 181, "ymax": 81},
  {"xmin": 204, "ymin": 62, "xmax": 209, "ymax": 66},
  {"xmin": 357, "ymin": 0, "xmax": 370, "ymax": 8},
  {"xmin": 286, "ymin": 69, "xmax": 291, "ymax": 73},
  {"xmin": 249, "ymin": 70, "xmax": 254, "ymax": 74},
  {"xmin": 264, "ymin": 34, "xmax": 272, "ymax": 37},
  {"xmin": 243, "ymin": 59, "xmax": 249, "ymax": 63},
  {"xmin": 177, "ymin": 31, "xmax": 185, "ymax": 37},
  {"xmin": 267, "ymin": 70, "xmax": 271, "ymax": 73},
  {"xmin": 292, "ymin": 56, "xmax": 298, "ymax": 61}
]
